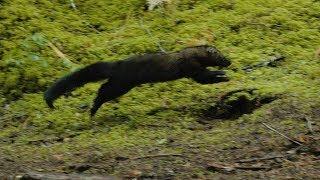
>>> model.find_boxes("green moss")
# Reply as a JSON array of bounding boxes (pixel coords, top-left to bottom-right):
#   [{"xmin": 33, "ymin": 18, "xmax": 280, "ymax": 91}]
[{"xmin": 0, "ymin": 0, "xmax": 319, "ymax": 176}]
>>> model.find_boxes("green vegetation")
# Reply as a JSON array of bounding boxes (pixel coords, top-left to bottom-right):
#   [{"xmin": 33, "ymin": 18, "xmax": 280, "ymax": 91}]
[{"xmin": 0, "ymin": 0, "xmax": 319, "ymax": 178}]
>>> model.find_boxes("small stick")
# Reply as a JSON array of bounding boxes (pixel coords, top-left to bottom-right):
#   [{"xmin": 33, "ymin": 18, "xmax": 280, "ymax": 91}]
[
  {"xmin": 305, "ymin": 117, "xmax": 314, "ymax": 134},
  {"xmin": 139, "ymin": 18, "xmax": 166, "ymax": 53},
  {"xmin": 47, "ymin": 41, "xmax": 77, "ymax": 68},
  {"xmin": 131, "ymin": 153, "xmax": 184, "ymax": 160},
  {"xmin": 286, "ymin": 145, "xmax": 304, "ymax": 154},
  {"xmin": 47, "ymin": 41, "xmax": 69, "ymax": 61},
  {"xmin": 236, "ymin": 155, "xmax": 285, "ymax": 163},
  {"xmin": 242, "ymin": 55, "xmax": 285, "ymax": 72},
  {"xmin": 262, "ymin": 123, "xmax": 303, "ymax": 146}
]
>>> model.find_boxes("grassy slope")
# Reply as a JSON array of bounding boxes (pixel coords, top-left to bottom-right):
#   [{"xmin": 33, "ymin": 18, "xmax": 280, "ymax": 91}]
[{"xmin": 0, "ymin": 0, "xmax": 319, "ymax": 178}]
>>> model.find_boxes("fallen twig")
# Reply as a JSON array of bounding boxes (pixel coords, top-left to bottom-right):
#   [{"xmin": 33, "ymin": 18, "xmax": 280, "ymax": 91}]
[
  {"xmin": 47, "ymin": 41, "xmax": 77, "ymax": 68},
  {"xmin": 304, "ymin": 117, "xmax": 314, "ymax": 134},
  {"xmin": 286, "ymin": 145, "xmax": 304, "ymax": 154},
  {"xmin": 236, "ymin": 155, "xmax": 285, "ymax": 163},
  {"xmin": 242, "ymin": 55, "xmax": 285, "ymax": 72},
  {"xmin": 139, "ymin": 18, "xmax": 166, "ymax": 53},
  {"xmin": 47, "ymin": 41, "xmax": 69, "ymax": 60},
  {"xmin": 262, "ymin": 122, "xmax": 303, "ymax": 146}
]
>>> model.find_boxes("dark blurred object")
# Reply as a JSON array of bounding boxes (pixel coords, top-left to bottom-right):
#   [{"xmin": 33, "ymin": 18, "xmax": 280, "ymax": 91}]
[{"xmin": 242, "ymin": 55, "xmax": 286, "ymax": 72}]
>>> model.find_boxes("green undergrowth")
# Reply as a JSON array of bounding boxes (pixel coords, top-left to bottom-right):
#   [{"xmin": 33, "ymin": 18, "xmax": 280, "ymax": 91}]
[{"xmin": 0, "ymin": 0, "xmax": 319, "ymax": 176}]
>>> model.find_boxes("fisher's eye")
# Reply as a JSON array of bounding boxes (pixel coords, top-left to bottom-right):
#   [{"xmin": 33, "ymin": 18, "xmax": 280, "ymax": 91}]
[{"xmin": 206, "ymin": 47, "xmax": 216, "ymax": 54}]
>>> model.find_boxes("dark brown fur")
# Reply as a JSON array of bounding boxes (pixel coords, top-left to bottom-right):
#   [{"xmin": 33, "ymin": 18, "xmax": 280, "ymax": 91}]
[{"xmin": 44, "ymin": 45, "xmax": 231, "ymax": 116}]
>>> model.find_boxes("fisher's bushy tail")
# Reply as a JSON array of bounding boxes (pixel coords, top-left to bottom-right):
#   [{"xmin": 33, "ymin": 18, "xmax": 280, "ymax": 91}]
[{"xmin": 44, "ymin": 62, "xmax": 112, "ymax": 108}]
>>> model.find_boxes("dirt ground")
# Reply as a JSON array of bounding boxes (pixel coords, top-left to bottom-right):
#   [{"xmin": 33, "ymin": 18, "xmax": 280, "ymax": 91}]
[{"xmin": 1, "ymin": 98, "xmax": 319, "ymax": 179}]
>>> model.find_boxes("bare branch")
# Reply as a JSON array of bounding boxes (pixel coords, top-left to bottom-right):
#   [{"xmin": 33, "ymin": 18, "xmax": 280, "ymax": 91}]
[
  {"xmin": 304, "ymin": 117, "xmax": 314, "ymax": 134},
  {"xmin": 139, "ymin": 18, "xmax": 166, "ymax": 53},
  {"xmin": 262, "ymin": 122, "xmax": 303, "ymax": 146},
  {"xmin": 242, "ymin": 55, "xmax": 285, "ymax": 72}
]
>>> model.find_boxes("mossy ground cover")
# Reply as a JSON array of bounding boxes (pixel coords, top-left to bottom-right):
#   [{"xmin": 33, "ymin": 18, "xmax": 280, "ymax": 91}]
[{"xmin": 0, "ymin": 0, "xmax": 319, "ymax": 178}]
